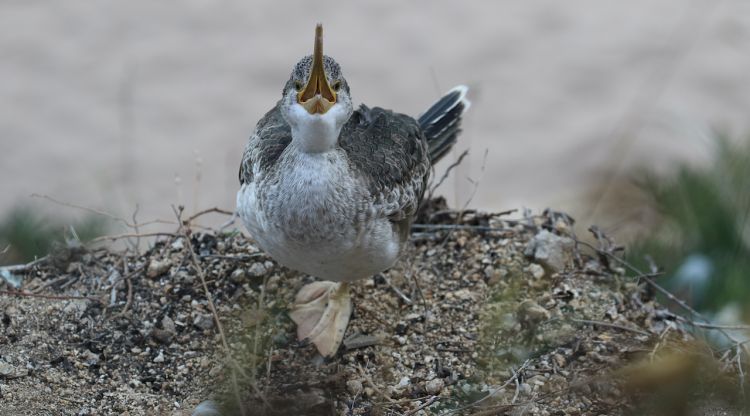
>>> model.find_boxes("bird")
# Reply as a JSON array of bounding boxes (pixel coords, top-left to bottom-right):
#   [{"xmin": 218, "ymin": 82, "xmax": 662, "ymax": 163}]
[{"xmin": 236, "ymin": 24, "xmax": 470, "ymax": 357}]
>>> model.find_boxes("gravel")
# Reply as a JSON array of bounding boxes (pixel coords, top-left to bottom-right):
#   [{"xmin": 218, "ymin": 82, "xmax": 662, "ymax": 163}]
[{"xmin": 0, "ymin": 200, "xmax": 743, "ymax": 415}]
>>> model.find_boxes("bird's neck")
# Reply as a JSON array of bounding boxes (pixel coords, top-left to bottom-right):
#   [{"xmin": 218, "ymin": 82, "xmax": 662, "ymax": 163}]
[{"xmin": 290, "ymin": 113, "xmax": 343, "ymax": 153}]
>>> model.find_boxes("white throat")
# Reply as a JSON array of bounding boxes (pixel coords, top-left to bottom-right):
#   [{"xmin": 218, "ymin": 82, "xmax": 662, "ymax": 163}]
[{"xmin": 287, "ymin": 102, "xmax": 348, "ymax": 153}]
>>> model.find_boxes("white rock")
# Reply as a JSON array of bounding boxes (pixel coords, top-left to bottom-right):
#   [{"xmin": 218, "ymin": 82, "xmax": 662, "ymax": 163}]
[
  {"xmin": 524, "ymin": 230, "xmax": 575, "ymax": 272},
  {"xmin": 528, "ymin": 263, "xmax": 545, "ymax": 279}
]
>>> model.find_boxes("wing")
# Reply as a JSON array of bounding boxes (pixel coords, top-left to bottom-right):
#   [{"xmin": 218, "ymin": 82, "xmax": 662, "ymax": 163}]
[
  {"xmin": 340, "ymin": 105, "xmax": 431, "ymax": 226},
  {"xmin": 239, "ymin": 104, "xmax": 292, "ymax": 185}
]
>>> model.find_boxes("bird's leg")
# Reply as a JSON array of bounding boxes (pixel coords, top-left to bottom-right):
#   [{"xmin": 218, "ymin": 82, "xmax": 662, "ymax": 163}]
[{"xmin": 289, "ymin": 281, "xmax": 352, "ymax": 357}]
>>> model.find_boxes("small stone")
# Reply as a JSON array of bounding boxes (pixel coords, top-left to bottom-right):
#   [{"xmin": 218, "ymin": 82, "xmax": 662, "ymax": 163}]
[
  {"xmin": 524, "ymin": 230, "xmax": 575, "ymax": 272},
  {"xmin": 151, "ymin": 329, "xmax": 173, "ymax": 344},
  {"xmin": 147, "ymin": 259, "xmax": 172, "ymax": 279},
  {"xmin": 63, "ymin": 299, "xmax": 89, "ymax": 319},
  {"xmin": 518, "ymin": 300, "xmax": 550, "ymax": 327},
  {"xmin": 161, "ymin": 316, "xmax": 177, "ymax": 334},
  {"xmin": 425, "ymin": 378, "xmax": 445, "ymax": 395},
  {"xmin": 0, "ymin": 361, "xmax": 19, "ymax": 377},
  {"xmin": 397, "ymin": 376, "xmax": 410, "ymax": 387},
  {"xmin": 81, "ymin": 349, "xmax": 100, "ymax": 367},
  {"xmin": 528, "ymin": 263, "xmax": 545, "ymax": 279},
  {"xmin": 66, "ymin": 261, "xmax": 81, "ymax": 274},
  {"xmin": 153, "ymin": 351, "xmax": 165, "ymax": 363},
  {"xmin": 553, "ymin": 353, "xmax": 566, "ymax": 368},
  {"xmin": 229, "ymin": 268, "xmax": 246, "ymax": 283},
  {"xmin": 247, "ymin": 262, "xmax": 267, "ymax": 278},
  {"xmin": 192, "ymin": 401, "xmax": 222, "ymax": 416},
  {"xmin": 193, "ymin": 314, "xmax": 214, "ymax": 330},
  {"xmin": 171, "ymin": 238, "xmax": 184, "ymax": 250},
  {"xmin": 346, "ymin": 379, "xmax": 363, "ymax": 395}
]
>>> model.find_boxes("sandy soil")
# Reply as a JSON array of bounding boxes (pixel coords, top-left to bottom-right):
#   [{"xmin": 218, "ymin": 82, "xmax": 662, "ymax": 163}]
[
  {"xmin": 2, "ymin": 204, "xmax": 740, "ymax": 415},
  {"xmin": 1, "ymin": 0, "xmax": 750, "ymax": 228}
]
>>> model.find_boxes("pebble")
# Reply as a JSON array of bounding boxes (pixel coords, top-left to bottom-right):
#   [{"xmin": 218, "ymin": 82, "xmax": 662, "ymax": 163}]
[
  {"xmin": 193, "ymin": 314, "xmax": 214, "ymax": 330},
  {"xmin": 81, "ymin": 350, "xmax": 100, "ymax": 367},
  {"xmin": 518, "ymin": 300, "xmax": 551, "ymax": 326},
  {"xmin": 171, "ymin": 238, "xmax": 184, "ymax": 250},
  {"xmin": 346, "ymin": 379, "xmax": 363, "ymax": 395},
  {"xmin": 528, "ymin": 263, "xmax": 545, "ymax": 279},
  {"xmin": 524, "ymin": 230, "xmax": 575, "ymax": 272},
  {"xmin": 229, "ymin": 268, "xmax": 246, "ymax": 283},
  {"xmin": 0, "ymin": 361, "xmax": 20, "ymax": 377},
  {"xmin": 151, "ymin": 329, "xmax": 173, "ymax": 344},
  {"xmin": 247, "ymin": 262, "xmax": 267, "ymax": 278},
  {"xmin": 425, "ymin": 378, "xmax": 444, "ymax": 395},
  {"xmin": 161, "ymin": 316, "xmax": 177, "ymax": 334},
  {"xmin": 147, "ymin": 259, "xmax": 172, "ymax": 279},
  {"xmin": 153, "ymin": 351, "xmax": 165, "ymax": 363},
  {"xmin": 63, "ymin": 299, "xmax": 88, "ymax": 319}
]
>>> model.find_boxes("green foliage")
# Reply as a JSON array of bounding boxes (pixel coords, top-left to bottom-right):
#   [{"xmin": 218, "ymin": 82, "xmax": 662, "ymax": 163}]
[
  {"xmin": 0, "ymin": 205, "xmax": 108, "ymax": 265},
  {"xmin": 627, "ymin": 136, "xmax": 750, "ymax": 315}
]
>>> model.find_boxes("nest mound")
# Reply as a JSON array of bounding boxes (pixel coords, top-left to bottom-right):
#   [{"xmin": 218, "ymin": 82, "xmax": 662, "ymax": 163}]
[{"xmin": 0, "ymin": 201, "xmax": 742, "ymax": 415}]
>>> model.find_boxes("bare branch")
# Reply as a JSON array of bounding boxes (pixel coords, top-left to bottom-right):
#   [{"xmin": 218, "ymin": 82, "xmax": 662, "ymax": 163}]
[
  {"xmin": 428, "ymin": 149, "xmax": 469, "ymax": 198},
  {"xmin": 32, "ymin": 193, "xmax": 135, "ymax": 228},
  {"xmin": 185, "ymin": 207, "xmax": 234, "ymax": 225}
]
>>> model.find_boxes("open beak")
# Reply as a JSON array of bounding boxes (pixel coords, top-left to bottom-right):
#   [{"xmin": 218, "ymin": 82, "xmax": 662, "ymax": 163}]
[{"xmin": 297, "ymin": 24, "xmax": 337, "ymax": 115}]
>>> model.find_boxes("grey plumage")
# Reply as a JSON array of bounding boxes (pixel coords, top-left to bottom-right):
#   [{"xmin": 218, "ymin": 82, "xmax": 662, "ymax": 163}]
[
  {"xmin": 235, "ymin": 26, "xmax": 470, "ymax": 358},
  {"xmin": 239, "ymin": 62, "xmax": 468, "ymax": 225},
  {"xmin": 237, "ymin": 52, "xmax": 469, "ymax": 281}
]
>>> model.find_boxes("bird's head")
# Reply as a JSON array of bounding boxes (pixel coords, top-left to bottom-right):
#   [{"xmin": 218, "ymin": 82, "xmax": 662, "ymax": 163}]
[{"xmin": 280, "ymin": 24, "xmax": 353, "ymax": 153}]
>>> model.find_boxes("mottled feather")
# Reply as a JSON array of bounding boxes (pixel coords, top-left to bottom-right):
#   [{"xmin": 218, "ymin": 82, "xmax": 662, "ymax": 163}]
[
  {"xmin": 339, "ymin": 105, "xmax": 430, "ymax": 222},
  {"xmin": 240, "ymin": 103, "xmax": 430, "ymax": 226}
]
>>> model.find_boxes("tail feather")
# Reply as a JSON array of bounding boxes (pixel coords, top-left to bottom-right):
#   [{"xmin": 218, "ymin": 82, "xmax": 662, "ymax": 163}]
[{"xmin": 418, "ymin": 85, "xmax": 470, "ymax": 163}]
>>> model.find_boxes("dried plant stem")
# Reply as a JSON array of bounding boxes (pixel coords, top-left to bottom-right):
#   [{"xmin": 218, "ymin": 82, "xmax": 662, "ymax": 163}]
[
  {"xmin": 428, "ymin": 149, "xmax": 469, "ymax": 198},
  {"xmin": 571, "ymin": 318, "xmax": 652, "ymax": 337},
  {"xmin": 113, "ymin": 255, "xmax": 134, "ymax": 318},
  {"xmin": 185, "ymin": 207, "xmax": 234, "ymax": 225},
  {"xmin": 181, "ymin": 232, "xmax": 247, "ymax": 415},
  {"xmin": 1, "ymin": 256, "xmax": 49, "ymax": 273},
  {"xmin": 580, "ymin": 238, "xmax": 750, "ymax": 356},
  {"xmin": 0, "ymin": 290, "xmax": 102, "ymax": 303},
  {"xmin": 88, "ymin": 232, "xmax": 177, "ymax": 245},
  {"xmin": 403, "ymin": 396, "xmax": 439, "ymax": 416},
  {"xmin": 32, "ymin": 193, "xmax": 136, "ymax": 228}
]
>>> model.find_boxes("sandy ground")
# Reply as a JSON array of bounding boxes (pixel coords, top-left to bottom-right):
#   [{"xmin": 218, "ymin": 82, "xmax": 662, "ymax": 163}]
[
  {"xmin": 2, "ymin": 205, "xmax": 739, "ymax": 415},
  {"xmin": 1, "ymin": 0, "xmax": 750, "ymax": 230}
]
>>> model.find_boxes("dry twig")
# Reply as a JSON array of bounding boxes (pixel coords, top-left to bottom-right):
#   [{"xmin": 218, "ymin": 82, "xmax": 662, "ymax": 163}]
[
  {"xmin": 174, "ymin": 206, "xmax": 250, "ymax": 415},
  {"xmin": 428, "ymin": 149, "xmax": 469, "ymax": 199},
  {"xmin": 571, "ymin": 318, "xmax": 652, "ymax": 337},
  {"xmin": 0, "ymin": 289, "xmax": 102, "ymax": 303},
  {"xmin": 185, "ymin": 207, "xmax": 234, "ymax": 225}
]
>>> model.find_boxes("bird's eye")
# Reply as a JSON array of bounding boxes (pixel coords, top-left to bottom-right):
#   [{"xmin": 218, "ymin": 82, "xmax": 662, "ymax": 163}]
[
  {"xmin": 332, "ymin": 81, "xmax": 341, "ymax": 91},
  {"xmin": 294, "ymin": 81, "xmax": 304, "ymax": 91}
]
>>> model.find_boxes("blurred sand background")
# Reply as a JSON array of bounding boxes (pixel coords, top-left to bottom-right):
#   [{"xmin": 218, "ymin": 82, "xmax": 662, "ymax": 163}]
[{"xmin": 1, "ymin": 0, "xmax": 749, "ymax": 233}]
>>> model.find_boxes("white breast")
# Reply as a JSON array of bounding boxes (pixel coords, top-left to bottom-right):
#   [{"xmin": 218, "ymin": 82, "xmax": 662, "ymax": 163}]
[{"xmin": 236, "ymin": 148, "xmax": 402, "ymax": 281}]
